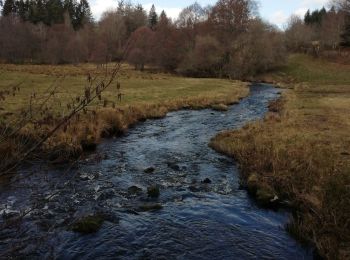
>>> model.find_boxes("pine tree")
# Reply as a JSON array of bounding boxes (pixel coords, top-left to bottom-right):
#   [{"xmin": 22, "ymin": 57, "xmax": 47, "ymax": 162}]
[
  {"xmin": 74, "ymin": 0, "xmax": 92, "ymax": 29},
  {"xmin": 2, "ymin": 0, "xmax": 16, "ymax": 16},
  {"xmin": 158, "ymin": 10, "xmax": 169, "ymax": 27},
  {"xmin": 305, "ymin": 8, "xmax": 327, "ymax": 25},
  {"xmin": 46, "ymin": 0, "xmax": 64, "ymax": 25},
  {"xmin": 63, "ymin": 0, "xmax": 76, "ymax": 22},
  {"xmin": 16, "ymin": 0, "xmax": 25, "ymax": 20},
  {"xmin": 148, "ymin": 4, "xmax": 158, "ymax": 30},
  {"xmin": 304, "ymin": 9, "xmax": 311, "ymax": 24}
]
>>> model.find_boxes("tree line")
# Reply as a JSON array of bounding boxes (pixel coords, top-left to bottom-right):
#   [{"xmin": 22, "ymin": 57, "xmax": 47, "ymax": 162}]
[
  {"xmin": 1, "ymin": 0, "xmax": 91, "ymax": 29},
  {"xmin": 285, "ymin": 0, "xmax": 350, "ymax": 53},
  {"xmin": 0, "ymin": 0, "xmax": 284, "ymax": 78}
]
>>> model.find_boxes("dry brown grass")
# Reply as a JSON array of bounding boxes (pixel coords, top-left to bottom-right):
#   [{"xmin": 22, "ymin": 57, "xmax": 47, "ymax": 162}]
[
  {"xmin": 0, "ymin": 63, "xmax": 248, "ymax": 166},
  {"xmin": 210, "ymin": 54, "xmax": 350, "ymax": 259}
]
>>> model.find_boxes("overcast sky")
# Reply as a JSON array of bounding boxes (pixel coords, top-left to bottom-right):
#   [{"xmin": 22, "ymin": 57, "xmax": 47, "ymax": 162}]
[{"xmin": 90, "ymin": 0, "xmax": 330, "ymax": 28}]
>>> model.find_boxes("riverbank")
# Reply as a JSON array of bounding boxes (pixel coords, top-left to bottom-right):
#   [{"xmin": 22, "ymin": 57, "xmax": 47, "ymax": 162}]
[
  {"xmin": 210, "ymin": 54, "xmax": 350, "ymax": 259},
  {"xmin": 1, "ymin": 84, "xmax": 311, "ymax": 259},
  {"xmin": 0, "ymin": 63, "xmax": 248, "ymax": 170}
]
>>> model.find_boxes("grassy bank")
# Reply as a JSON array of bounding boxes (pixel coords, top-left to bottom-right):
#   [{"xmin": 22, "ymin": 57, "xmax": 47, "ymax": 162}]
[
  {"xmin": 210, "ymin": 54, "xmax": 350, "ymax": 259},
  {"xmin": 0, "ymin": 63, "xmax": 248, "ymax": 166}
]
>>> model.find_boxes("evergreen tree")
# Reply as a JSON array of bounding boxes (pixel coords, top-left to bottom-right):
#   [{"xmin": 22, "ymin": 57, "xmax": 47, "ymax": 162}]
[
  {"xmin": 2, "ymin": 0, "xmax": 16, "ymax": 16},
  {"xmin": 74, "ymin": 0, "xmax": 92, "ymax": 29},
  {"xmin": 148, "ymin": 4, "xmax": 158, "ymax": 30},
  {"xmin": 304, "ymin": 8, "xmax": 328, "ymax": 25},
  {"xmin": 16, "ymin": 0, "xmax": 27, "ymax": 20},
  {"xmin": 32, "ymin": 0, "xmax": 47, "ymax": 24},
  {"xmin": 304, "ymin": 9, "xmax": 311, "ymax": 24},
  {"xmin": 320, "ymin": 7, "xmax": 327, "ymax": 17},
  {"xmin": 63, "ymin": 0, "xmax": 76, "ymax": 23},
  {"xmin": 46, "ymin": 0, "xmax": 64, "ymax": 25},
  {"xmin": 158, "ymin": 10, "xmax": 169, "ymax": 27}
]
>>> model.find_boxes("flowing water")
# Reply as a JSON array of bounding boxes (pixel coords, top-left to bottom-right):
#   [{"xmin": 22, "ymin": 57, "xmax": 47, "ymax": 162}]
[{"xmin": 0, "ymin": 84, "xmax": 313, "ymax": 259}]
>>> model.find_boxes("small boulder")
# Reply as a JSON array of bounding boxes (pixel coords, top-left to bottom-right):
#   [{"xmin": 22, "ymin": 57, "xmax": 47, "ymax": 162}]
[
  {"xmin": 71, "ymin": 214, "xmax": 104, "ymax": 234},
  {"xmin": 147, "ymin": 186, "xmax": 160, "ymax": 198},
  {"xmin": 167, "ymin": 162, "xmax": 181, "ymax": 171},
  {"xmin": 144, "ymin": 167, "xmax": 155, "ymax": 174},
  {"xmin": 128, "ymin": 186, "xmax": 143, "ymax": 195},
  {"xmin": 202, "ymin": 178, "xmax": 212, "ymax": 184},
  {"xmin": 138, "ymin": 203, "xmax": 163, "ymax": 212}
]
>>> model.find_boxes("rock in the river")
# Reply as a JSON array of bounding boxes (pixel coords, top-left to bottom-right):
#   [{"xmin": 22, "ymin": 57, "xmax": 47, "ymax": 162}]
[
  {"xmin": 202, "ymin": 178, "xmax": 212, "ymax": 184},
  {"xmin": 128, "ymin": 186, "xmax": 143, "ymax": 195},
  {"xmin": 80, "ymin": 172, "xmax": 98, "ymax": 181},
  {"xmin": 147, "ymin": 186, "xmax": 160, "ymax": 198},
  {"xmin": 167, "ymin": 162, "xmax": 181, "ymax": 171},
  {"xmin": 71, "ymin": 214, "xmax": 104, "ymax": 234},
  {"xmin": 144, "ymin": 167, "xmax": 155, "ymax": 174},
  {"xmin": 138, "ymin": 203, "xmax": 163, "ymax": 212},
  {"xmin": 189, "ymin": 186, "xmax": 201, "ymax": 192}
]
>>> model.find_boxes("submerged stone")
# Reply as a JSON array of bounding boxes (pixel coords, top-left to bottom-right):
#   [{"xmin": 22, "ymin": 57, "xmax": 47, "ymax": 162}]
[
  {"xmin": 147, "ymin": 186, "xmax": 160, "ymax": 198},
  {"xmin": 128, "ymin": 186, "xmax": 143, "ymax": 195},
  {"xmin": 202, "ymin": 178, "xmax": 212, "ymax": 184},
  {"xmin": 144, "ymin": 167, "xmax": 155, "ymax": 174},
  {"xmin": 167, "ymin": 162, "xmax": 181, "ymax": 171},
  {"xmin": 72, "ymin": 215, "xmax": 104, "ymax": 234},
  {"xmin": 138, "ymin": 203, "xmax": 163, "ymax": 212}
]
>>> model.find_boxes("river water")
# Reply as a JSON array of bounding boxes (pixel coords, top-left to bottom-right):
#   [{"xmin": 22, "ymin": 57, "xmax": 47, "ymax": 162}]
[{"xmin": 0, "ymin": 84, "xmax": 312, "ymax": 259}]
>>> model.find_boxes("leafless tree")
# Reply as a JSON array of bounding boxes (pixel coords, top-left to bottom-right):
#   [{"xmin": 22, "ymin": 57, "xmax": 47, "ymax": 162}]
[{"xmin": 285, "ymin": 15, "xmax": 314, "ymax": 52}]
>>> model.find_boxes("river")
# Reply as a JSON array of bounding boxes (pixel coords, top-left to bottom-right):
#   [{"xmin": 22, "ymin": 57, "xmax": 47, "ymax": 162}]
[{"xmin": 0, "ymin": 84, "xmax": 313, "ymax": 259}]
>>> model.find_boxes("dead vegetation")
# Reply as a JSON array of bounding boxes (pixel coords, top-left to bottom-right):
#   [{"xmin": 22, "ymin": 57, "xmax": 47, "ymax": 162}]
[
  {"xmin": 0, "ymin": 63, "xmax": 248, "ymax": 175},
  {"xmin": 210, "ymin": 55, "xmax": 350, "ymax": 259}
]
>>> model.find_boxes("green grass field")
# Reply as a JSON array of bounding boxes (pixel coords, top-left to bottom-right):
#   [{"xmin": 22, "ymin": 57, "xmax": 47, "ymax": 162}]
[
  {"xmin": 0, "ymin": 63, "xmax": 248, "ymax": 115},
  {"xmin": 277, "ymin": 54, "xmax": 350, "ymax": 84},
  {"xmin": 0, "ymin": 63, "xmax": 248, "ymax": 168}
]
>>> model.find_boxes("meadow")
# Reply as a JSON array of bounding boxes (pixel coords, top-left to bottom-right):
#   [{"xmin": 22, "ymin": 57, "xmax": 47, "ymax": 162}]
[
  {"xmin": 0, "ymin": 63, "xmax": 248, "ymax": 167},
  {"xmin": 210, "ymin": 54, "xmax": 350, "ymax": 259}
]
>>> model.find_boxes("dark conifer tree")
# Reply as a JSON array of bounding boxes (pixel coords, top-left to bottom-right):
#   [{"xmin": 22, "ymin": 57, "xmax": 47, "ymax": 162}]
[
  {"xmin": 74, "ymin": 0, "xmax": 92, "ymax": 29},
  {"xmin": 2, "ymin": 0, "xmax": 16, "ymax": 16},
  {"xmin": 304, "ymin": 9, "xmax": 311, "ymax": 24},
  {"xmin": 46, "ymin": 0, "xmax": 64, "ymax": 25},
  {"xmin": 16, "ymin": 0, "xmax": 27, "ymax": 20},
  {"xmin": 148, "ymin": 4, "xmax": 158, "ymax": 30}
]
